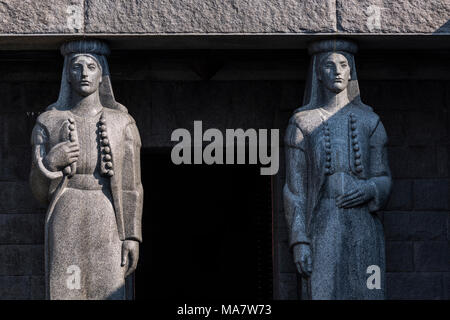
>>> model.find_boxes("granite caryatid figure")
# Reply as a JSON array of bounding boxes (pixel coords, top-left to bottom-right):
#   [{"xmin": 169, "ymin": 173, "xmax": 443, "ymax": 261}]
[
  {"xmin": 30, "ymin": 40, "xmax": 143, "ymax": 300},
  {"xmin": 283, "ymin": 40, "xmax": 392, "ymax": 299}
]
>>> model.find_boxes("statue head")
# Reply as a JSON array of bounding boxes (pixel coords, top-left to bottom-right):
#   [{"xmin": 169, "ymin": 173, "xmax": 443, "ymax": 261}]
[
  {"xmin": 299, "ymin": 39, "xmax": 371, "ymax": 111},
  {"xmin": 47, "ymin": 39, "xmax": 128, "ymax": 113},
  {"xmin": 68, "ymin": 54, "xmax": 103, "ymax": 97},
  {"xmin": 316, "ymin": 52, "xmax": 351, "ymax": 94}
]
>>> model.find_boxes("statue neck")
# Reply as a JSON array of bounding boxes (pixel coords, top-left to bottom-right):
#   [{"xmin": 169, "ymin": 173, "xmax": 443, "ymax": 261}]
[
  {"xmin": 320, "ymin": 88, "xmax": 350, "ymax": 113},
  {"xmin": 70, "ymin": 91, "xmax": 103, "ymax": 117}
]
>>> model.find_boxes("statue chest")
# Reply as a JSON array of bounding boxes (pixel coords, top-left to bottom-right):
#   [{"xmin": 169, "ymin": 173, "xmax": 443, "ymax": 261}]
[
  {"xmin": 44, "ymin": 110, "xmax": 123, "ymax": 178},
  {"xmin": 303, "ymin": 110, "xmax": 372, "ymax": 179}
]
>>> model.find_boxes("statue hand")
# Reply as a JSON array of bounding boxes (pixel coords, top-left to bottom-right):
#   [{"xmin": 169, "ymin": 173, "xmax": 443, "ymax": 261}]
[
  {"xmin": 43, "ymin": 141, "xmax": 79, "ymax": 172},
  {"xmin": 336, "ymin": 182, "xmax": 376, "ymax": 209},
  {"xmin": 121, "ymin": 240, "xmax": 139, "ymax": 278},
  {"xmin": 293, "ymin": 243, "xmax": 312, "ymax": 277}
]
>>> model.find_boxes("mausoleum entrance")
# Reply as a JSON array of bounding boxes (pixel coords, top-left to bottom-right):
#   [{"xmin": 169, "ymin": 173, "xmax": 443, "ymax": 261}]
[{"xmin": 134, "ymin": 149, "xmax": 273, "ymax": 300}]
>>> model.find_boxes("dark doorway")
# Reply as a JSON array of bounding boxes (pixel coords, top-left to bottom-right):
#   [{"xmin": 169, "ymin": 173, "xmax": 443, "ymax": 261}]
[{"xmin": 134, "ymin": 149, "xmax": 273, "ymax": 300}]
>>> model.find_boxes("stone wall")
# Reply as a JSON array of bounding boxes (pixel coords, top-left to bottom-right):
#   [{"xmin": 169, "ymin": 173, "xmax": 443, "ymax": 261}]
[
  {"xmin": 0, "ymin": 48, "xmax": 448, "ymax": 299},
  {"xmin": 0, "ymin": 0, "xmax": 448, "ymax": 35}
]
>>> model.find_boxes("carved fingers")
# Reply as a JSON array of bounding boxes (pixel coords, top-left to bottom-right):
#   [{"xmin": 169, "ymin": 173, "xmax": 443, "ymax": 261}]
[
  {"xmin": 293, "ymin": 243, "xmax": 312, "ymax": 277},
  {"xmin": 44, "ymin": 141, "xmax": 80, "ymax": 171},
  {"xmin": 336, "ymin": 188, "xmax": 364, "ymax": 208},
  {"xmin": 122, "ymin": 240, "xmax": 140, "ymax": 278},
  {"xmin": 66, "ymin": 142, "xmax": 80, "ymax": 162},
  {"xmin": 59, "ymin": 141, "xmax": 80, "ymax": 166},
  {"xmin": 336, "ymin": 183, "xmax": 376, "ymax": 209},
  {"xmin": 300, "ymin": 253, "xmax": 313, "ymax": 277}
]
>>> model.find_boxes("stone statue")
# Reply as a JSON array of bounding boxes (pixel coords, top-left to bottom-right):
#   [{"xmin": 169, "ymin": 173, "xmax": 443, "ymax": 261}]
[
  {"xmin": 283, "ymin": 39, "xmax": 392, "ymax": 299},
  {"xmin": 30, "ymin": 40, "xmax": 143, "ymax": 300}
]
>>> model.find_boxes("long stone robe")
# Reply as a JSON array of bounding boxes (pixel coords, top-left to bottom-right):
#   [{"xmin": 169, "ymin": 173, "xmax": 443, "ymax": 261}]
[
  {"xmin": 284, "ymin": 102, "xmax": 391, "ymax": 300},
  {"xmin": 30, "ymin": 107, "xmax": 143, "ymax": 300}
]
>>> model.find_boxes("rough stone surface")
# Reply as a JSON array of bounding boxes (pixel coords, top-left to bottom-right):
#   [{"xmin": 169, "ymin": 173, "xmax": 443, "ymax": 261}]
[
  {"xmin": 448, "ymin": 215, "xmax": 450, "ymax": 241},
  {"xmin": 0, "ymin": 276, "xmax": 30, "ymax": 299},
  {"xmin": 277, "ymin": 273, "xmax": 298, "ymax": 300},
  {"xmin": 386, "ymin": 272, "xmax": 444, "ymax": 299},
  {"xmin": 413, "ymin": 179, "xmax": 449, "ymax": 211},
  {"xmin": 85, "ymin": 0, "xmax": 336, "ymax": 33},
  {"xmin": 383, "ymin": 212, "xmax": 409, "ymax": 240},
  {"xmin": 0, "ymin": 214, "xmax": 44, "ymax": 244},
  {"xmin": 409, "ymin": 213, "xmax": 448, "ymax": 241},
  {"xmin": 384, "ymin": 212, "xmax": 448, "ymax": 241},
  {"xmin": 29, "ymin": 40, "xmax": 143, "ymax": 300},
  {"xmin": 0, "ymin": 182, "xmax": 45, "ymax": 213},
  {"xmin": 337, "ymin": 0, "xmax": 450, "ymax": 33},
  {"xmin": 0, "ymin": 245, "xmax": 43, "ymax": 276},
  {"xmin": 30, "ymin": 276, "xmax": 45, "ymax": 300},
  {"xmin": 277, "ymin": 241, "xmax": 296, "ymax": 273},
  {"xmin": 385, "ymin": 180, "xmax": 413, "ymax": 210},
  {"xmin": 0, "ymin": 146, "xmax": 32, "ymax": 182},
  {"xmin": 0, "ymin": 0, "xmax": 84, "ymax": 34},
  {"xmin": 444, "ymin": 273, "xmax": 450, "ymax": 300},
  {"xmin": 0, "ymin": 0, "xmax": 449, "ymax": 36},
  {"xmin": 388, "ymin": 146, "xmax": 444, "ymax": 179},
  {"xmin": 404, "ymin": 111, "xmax": 447, "ymax": 147},
  {"xmin": 385, "ymin": 241, "xmax": 413, "ymax": 272},
  {"xmin": 414, "ymin": 241, "xmax": 449, "ymax": 272},
  {"xmin": 283, "ymin": 40, "xmax": 391, "ymax": 299},
  {"xmin": 0, "ymin": 49, "xmax": 448, "ymax": 300}
]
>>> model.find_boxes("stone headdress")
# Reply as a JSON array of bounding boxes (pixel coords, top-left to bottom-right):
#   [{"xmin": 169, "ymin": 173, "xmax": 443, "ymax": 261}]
[
  {"xmin": 47, "ymin": 39, "xmax": 127, "ymax": 113},
  {"xmin": 301, "ymin": 39, "xmax": 371, "ymax": 111}
]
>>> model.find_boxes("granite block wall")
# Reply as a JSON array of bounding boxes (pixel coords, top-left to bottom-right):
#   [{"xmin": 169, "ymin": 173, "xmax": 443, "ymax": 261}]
[{"xmin": 0, "ymin": 0, "xmax": 448, "ymax": 35}]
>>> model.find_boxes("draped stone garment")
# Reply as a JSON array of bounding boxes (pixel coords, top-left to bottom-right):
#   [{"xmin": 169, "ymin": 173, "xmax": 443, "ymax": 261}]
[
  {"xmin": 32, "ymin": 110, "xmax": 127, "ymax": 299},
  {"xmin": 49, "ymin": 111, "xmax": 125, "ymax": 299},
  {"xmin": 284, "ymin": 102, "xmax": 391, "ymax": 299}
]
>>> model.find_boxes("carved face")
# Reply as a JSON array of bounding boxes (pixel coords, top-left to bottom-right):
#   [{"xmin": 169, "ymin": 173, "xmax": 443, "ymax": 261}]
[
  {"xmin": 317, "ymin": 52, "xmax": 351, "ymax": 93},
  {"xmin": 68, "ymin": 55, "xmax": 102, "ymax": 97}
]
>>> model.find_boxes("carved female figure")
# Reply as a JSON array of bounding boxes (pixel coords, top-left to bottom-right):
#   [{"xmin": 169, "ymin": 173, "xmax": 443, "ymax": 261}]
[
  {"xmin": 30, "ymin": 40, "xmax": 143, "ymax": 299},
  {"xmin": 284, "ymin": 40, "xmax": 391, "ymax": 299}
]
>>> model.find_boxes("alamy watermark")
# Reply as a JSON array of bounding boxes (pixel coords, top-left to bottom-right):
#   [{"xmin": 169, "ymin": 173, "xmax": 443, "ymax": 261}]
[
  {"xmin": 366, "ymin": 4, "xmax": 388, "ymax": 32},
  {"xmin": 66, "ymin": 265, "xmax": 81, "ymax": 290},
  {"xmin": 171, "ymin": 121, "xmax": 279, "ymax": 175},
  {"xmin": 66, "ymin": 1, "xmax": 84, "ymax": 33},
  {"xmin": 366, "ymin": 265, "xmax": 381, "ymax": 290}
]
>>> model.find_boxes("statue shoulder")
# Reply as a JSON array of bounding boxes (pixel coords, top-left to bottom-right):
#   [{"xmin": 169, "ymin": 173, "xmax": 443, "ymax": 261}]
[
  {"xmin": 292, "ymin": 103, "xmax": 316, "ymax": 116},
  {"xmin": 124, "ymin": 113, "xmax": 137, "ymax": 126},
  {"xmin": 289, "ymin": 106, "xmax": 316, "ymax": 132},
  {"xmin": 352, "ymin": 103, "xmax": 379, "ymax": 127},
  {"xmin": 103, "ymin": 108, "xmax": 135, "ymax": 127},
  {"xmin": 35, "ymin": 109, "xmax": 67, "ymax": 129},
  {"xmin": 285, "ymin": 107, "xmax": 315, "ymax": 150}
]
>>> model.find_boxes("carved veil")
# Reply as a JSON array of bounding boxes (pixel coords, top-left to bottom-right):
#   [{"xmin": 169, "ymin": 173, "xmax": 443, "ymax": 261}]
[
  {"xmin": 48, "ymin": 39, "xmax": 127, "ymax": 113},
  {"xmin": 301, "ymin": 39, "xmax": 371, "ymax": 111}
]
